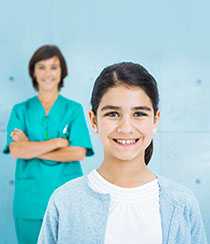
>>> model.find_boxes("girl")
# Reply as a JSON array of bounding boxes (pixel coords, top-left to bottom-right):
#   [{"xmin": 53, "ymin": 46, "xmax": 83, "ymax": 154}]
[
  {"xmin": 4, "ymin": 45, "xmax": 94, "ymax": 244},
  {"xmin": 38, "ymin": 62, "xmax": 207, "ymax": 244}
]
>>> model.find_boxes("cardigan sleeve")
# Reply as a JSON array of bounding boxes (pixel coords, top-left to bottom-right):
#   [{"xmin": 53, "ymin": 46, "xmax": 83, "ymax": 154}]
[
  {"xmin": 189, "ymin": 195, "xmax": 208, "ymax": 244},
  {"xmin": 37, "ymin": 196, "xmax": 58, "ymax": 244}
]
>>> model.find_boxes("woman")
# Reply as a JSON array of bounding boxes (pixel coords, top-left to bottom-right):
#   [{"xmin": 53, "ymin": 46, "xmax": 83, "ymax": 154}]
[
  {"xmin": 38, "ymin": 62, "xmax": 207, "ymax": 244},
  {"xmin": 3, "ymin": 45, "xmax": 94, "ymax": 244}
]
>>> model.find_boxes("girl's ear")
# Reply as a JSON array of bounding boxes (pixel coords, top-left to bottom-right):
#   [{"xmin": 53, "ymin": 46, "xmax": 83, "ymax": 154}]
[
  {"xmin": 88, "ymin": 110, "xmax": 98, "ymax": 133},
  {"xmin": 153, "ymin": 110, "xmax": 160, "ymax": 131}
]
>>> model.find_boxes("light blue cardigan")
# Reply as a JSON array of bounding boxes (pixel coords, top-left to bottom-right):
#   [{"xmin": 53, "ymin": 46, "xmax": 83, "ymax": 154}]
[{"xmin": 38, "ymin": 176, "xmax": 208, "ymax": 244}]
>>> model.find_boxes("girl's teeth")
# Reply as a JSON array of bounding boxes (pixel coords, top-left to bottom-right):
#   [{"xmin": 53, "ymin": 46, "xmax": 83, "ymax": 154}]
[{"xmin": 116, "ymin": 139, "xmax": 136, "ymax": 145}]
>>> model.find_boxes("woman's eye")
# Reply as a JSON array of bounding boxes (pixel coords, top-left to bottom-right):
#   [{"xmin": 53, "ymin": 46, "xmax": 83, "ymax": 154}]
[
  {"xmin": 37, "ymin": 66, "xmax": 45, "ymax": 70},
  {"xmin": 133, "ymin": 111, "xmax": 147, "ymax": 117},
  {"xmin": 51, "ymin": 65, "xmax": 59, "ymax": 70},
  {"xmin": 104, "ymin": 112, "xmax": 120, "ymax": 118}
]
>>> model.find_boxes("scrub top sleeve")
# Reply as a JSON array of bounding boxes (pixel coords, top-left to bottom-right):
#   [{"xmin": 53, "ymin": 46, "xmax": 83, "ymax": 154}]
[
  {"xmin": 68, "ymin": 104, "xmax": 94, "ymax": 156},
  {"xmin": 3, "ymin": 105, "xmax": 25, "ymax": 154}
]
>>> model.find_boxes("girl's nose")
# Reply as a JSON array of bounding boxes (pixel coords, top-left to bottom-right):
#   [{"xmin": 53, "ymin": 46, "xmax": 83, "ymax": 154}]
[{"xmin": 116, "ymin": 117, "xmax": 133, "ymax": 134}]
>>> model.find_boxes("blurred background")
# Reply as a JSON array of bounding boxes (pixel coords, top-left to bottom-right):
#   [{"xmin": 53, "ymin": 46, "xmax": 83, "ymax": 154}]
[{"xmin": 0, "ymin": 0, "xmax": 209, "ymax": 243}]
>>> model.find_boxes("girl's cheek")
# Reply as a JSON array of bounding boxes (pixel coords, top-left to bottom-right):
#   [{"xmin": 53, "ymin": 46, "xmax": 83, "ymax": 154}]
[
  {"xmin": 100, "ymin": 119, "xmax": 116, "ymax": 128},
  {"xmin": 138, "ymin": 123, "xmax": 154, "ymax": 135},
  {"xmin": 134, "ymin": 121, "xmax": 150, "ymax": 130}
]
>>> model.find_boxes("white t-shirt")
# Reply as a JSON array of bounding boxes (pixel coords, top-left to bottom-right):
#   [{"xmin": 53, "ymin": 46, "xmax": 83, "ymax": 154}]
[{"xmin": 88, "ymin": 170, "xmax": 162, "ymax": 244}]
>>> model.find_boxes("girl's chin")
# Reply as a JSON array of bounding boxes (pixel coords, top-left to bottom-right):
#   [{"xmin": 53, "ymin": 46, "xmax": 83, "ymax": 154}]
[{"xmin": 110, "ymin": 152, "xmax": 141, "ymax": 162}]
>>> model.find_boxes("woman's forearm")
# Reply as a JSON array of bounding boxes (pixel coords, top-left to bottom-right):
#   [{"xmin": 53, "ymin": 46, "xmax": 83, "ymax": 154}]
[
  {"xmin": 9, "ymin": 138, "xmax": 68, "ymax": 159},
  {"xmin": 38, "ymin": 146, "xmax": 86, "ymax": 162}
]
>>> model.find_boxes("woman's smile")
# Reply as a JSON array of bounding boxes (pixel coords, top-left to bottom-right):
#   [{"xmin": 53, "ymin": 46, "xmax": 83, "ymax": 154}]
[{"xmin": 34, "ymin": 56, "xmax": 61, "ymax": 92}]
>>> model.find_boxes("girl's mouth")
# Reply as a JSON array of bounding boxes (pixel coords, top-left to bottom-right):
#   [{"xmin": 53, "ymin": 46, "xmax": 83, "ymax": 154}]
[{"xmin": 112, "ymin": 138, "xmax": 139, "ymax": 145}]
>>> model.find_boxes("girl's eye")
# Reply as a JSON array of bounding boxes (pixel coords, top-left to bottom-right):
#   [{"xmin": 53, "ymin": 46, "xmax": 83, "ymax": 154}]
[
  {"xmin": 133, "ymin": 111, "xmax": 148, "ymax": 117},
  {"xmin": 104, "ymin": 111, "xmax": 120, "ymax": 118}
]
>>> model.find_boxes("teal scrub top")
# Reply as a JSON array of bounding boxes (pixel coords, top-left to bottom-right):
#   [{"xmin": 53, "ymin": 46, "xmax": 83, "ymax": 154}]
[{"xmin": 3, "ymin": 95, "xmax": 94, "ymax": 219}]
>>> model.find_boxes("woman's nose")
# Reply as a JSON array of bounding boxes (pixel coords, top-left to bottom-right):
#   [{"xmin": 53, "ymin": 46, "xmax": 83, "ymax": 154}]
[{"xmin": 44, "ymin": 69, "xmax": 52, "ymax": 78}]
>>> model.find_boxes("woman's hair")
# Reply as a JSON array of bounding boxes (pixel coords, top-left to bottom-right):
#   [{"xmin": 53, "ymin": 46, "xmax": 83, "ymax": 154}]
[
  {"xmin": 29, "ymin": 44, "xmax": 68, "ymax": 91},
  {"xmin": 90, "ymin": 62, "xmax": 159, "ymax": 165}
]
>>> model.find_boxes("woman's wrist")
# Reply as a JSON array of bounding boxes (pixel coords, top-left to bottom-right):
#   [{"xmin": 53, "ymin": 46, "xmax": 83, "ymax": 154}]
[{"xmin": 52, "ymin": 138, "xmax": 69, "ymax": 149}]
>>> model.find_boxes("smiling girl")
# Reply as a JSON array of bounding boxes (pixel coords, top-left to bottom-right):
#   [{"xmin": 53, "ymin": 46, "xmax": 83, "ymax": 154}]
[{"xmin": 38, "ymin": 62, "xmax": 207, "ymax": 244}]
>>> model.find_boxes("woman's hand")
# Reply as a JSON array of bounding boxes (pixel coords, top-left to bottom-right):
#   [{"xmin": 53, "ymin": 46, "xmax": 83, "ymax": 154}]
[
  {"xmin": 11, "ymin": 129, "xmax": 28, "ymax": 142},
  {"xmin": 9, "ymin": 131, "xmax": 68, "ymax": 159},
  {"xmin": 54, "ymin": 138, "xmax": 69, "ymax": 148}
]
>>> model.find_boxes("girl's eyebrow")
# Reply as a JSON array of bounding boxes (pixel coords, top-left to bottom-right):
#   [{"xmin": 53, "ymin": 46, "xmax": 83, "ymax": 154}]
[
  {"xmin": 132, "ymin": 106, "xmax": 152, "ymax": 111},
  {"xmin": 101, "ymin": 105, "xmax": 152, "ymax": 111},
  {"xmin": 101, "ymin": 105, "xmax": 120, "ymax": 111}
]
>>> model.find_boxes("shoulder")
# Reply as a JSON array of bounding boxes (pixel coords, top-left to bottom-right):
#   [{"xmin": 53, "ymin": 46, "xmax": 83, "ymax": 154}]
[
  {"xmin": 47, "ymin": 175, "xmax": 109, "ymax": 220},
  {"xmin": 59, "ymin": 96, "xmax": 85, "ymax": 121},
  {"xmin": 158, "ymin": 176, "xmax": 199, "ymax": 209},
  {"xmin": 12, "ymin": 96, "xmax": 36, "ymax": 113},
  {"xmin": 50, "ymin": 176, "xmax": 94, "ymax": 207},
  {"xmin": 54, "ymin": 176, "xmax": 87, "ymax": 196},
  {"xmin": 59, "ymin": 95, "xmax": 83, "ymax": 110},
  {"xmin": 159, "ymin": 177, "xmax": 207, "ymax": 243}
]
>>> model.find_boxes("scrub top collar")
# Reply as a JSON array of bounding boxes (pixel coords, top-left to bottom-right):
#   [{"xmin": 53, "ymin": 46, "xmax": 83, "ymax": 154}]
[{"xmin": 35, "ymin": 94, "xmax": 62, "ymax": 117}]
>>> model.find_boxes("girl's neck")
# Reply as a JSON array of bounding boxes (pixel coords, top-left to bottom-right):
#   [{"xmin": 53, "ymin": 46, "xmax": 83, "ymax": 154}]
[{"xmin": 97, "ymin": 157, "xmax": 156, "ymax": 188}]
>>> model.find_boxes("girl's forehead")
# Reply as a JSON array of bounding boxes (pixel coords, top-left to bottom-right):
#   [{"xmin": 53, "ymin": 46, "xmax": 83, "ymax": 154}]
[{"xmin": 99, "ymin": 85, "xmax": 152, "ymax": 107}]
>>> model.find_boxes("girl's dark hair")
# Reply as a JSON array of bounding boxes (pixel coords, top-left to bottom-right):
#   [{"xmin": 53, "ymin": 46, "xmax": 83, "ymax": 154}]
[
  {"xmin": 29, "ymin": 44, "xmax": 68, "ymax": 91},
  {"xmin": 91, "ymin": 62, "xmax": 159, "ymax": 165}
]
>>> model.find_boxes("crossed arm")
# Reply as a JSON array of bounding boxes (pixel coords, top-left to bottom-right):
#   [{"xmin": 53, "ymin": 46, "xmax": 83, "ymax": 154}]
[{"xmin": 9, "ymin": 129, "xmax": 86, "ymax": 162}]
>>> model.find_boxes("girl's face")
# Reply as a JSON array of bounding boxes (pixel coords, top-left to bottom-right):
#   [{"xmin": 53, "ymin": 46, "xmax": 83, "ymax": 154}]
[
  {"xmin": 33, "ymin": 56, "xmax": 61, "ymax": 93},
  {"xmin": 89, "ymin": 85, "xmax": 160, "ymax": 162}
]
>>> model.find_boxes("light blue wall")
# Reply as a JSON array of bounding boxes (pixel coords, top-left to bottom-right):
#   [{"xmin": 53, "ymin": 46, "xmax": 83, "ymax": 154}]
[{"xmin": 0, "ymin": 1, "xmax": 209, "ymax": 243}]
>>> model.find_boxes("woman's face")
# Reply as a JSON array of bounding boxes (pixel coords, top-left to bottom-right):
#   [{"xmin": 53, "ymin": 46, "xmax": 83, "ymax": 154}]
[
  {"xmin": 89, "ymin": 85, "xmax": 160, "ymax": 162},
  {"xmin": 33, "ymin": 56, "xmax": 62, "ymax": 93}
]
